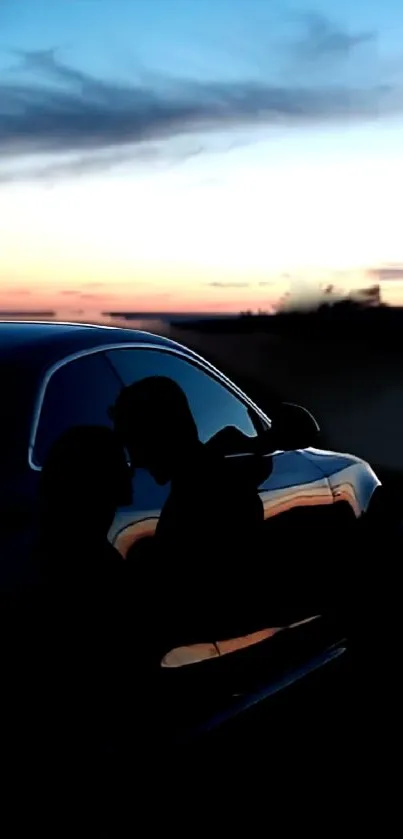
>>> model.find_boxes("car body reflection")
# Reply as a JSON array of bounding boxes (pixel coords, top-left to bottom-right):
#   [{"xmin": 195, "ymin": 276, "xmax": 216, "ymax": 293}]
[{"xmin": 161, "ymin": 616, "xmax": 321, "ymax": 668}]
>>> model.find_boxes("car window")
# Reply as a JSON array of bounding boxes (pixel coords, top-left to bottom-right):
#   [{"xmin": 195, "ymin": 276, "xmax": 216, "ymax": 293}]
[
  {"xmin": 33, "ymin": 352, "xmax": 122, "ymax": 467},
  {"xmin": 107, "ymin": 348, "xmax": 259, "ymax": 448},
  {"xmin": 1, "ymin": 361, "xmax": 35, "ymax": 468}
]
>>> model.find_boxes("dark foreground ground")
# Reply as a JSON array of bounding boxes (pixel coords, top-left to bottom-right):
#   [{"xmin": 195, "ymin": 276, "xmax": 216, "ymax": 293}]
[{"xmin": 19, "ymin": 646, "xmax": 350, "ymax": 833}]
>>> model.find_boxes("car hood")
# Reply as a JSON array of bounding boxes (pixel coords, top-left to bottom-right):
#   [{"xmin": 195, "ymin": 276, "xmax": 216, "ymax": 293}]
[
  {"xmin": 300, "ymin": 446, "xmax": 380, "ymax": 514},
  {"xmin": 299, "ymin": 446, "xmax": 375, "ymax": 478}
]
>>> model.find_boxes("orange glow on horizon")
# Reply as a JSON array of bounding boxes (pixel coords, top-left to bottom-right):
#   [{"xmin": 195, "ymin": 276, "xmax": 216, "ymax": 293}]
[
  {"xmin": 0, "ymin": 273, "xmax": 280, "ymax": 316},
  {"xmin": 2, "ymin": 145, "xmax": 403, "ymax": 314},
  {"xmin": 2, "ymin": 275, "xmax": 403, "ymax": 317}
]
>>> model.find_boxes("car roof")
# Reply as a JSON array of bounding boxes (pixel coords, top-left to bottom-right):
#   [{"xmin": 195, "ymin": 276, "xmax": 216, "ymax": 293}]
[
  {"xmin": 0, "ymin": 320, "xmax": 190, "ymax": 367},
  {"xmin": 0, "ymin": 320, "xmax": 269, "ymax": 428}
]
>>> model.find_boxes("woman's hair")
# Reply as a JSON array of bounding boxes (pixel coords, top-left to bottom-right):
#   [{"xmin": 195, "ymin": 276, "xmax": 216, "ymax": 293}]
[{"xmin": 40, "ymin": 424, "xmax": 130, "ymax": 514}]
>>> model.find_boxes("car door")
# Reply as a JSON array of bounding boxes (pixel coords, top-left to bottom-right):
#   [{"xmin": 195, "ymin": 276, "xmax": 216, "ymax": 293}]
[
  {"xmin": 29, "ymin": 344, "xmax": 345, "ymax": 743},
  {"xmin": 30, "ymin": 344, "xmax": 334, "ymax": 631}
]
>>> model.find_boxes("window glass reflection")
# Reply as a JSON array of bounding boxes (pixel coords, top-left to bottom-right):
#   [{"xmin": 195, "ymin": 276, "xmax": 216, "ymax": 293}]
[{"xmin": 107, "ymin": 348, "xmax": 258, "ymax": 446}]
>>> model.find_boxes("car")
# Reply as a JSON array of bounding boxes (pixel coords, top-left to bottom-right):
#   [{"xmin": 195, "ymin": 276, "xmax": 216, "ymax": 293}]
[{"xmin": 0, "ymin": 320, "xmax": 369, "ymax": 751}]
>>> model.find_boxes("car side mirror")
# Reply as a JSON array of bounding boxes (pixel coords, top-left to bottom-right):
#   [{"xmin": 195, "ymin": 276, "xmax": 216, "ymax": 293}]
[{"xmin": 270, "ymin": 402, "xmax": 320, "ymax": 451}]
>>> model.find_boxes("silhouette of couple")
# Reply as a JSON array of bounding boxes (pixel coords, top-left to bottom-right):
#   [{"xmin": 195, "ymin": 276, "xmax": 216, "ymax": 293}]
[
  {"xmin": 38, "ymin": 375, "xmax": 268, "ymax": 649},
  {"xmin": 16, "ymin": 375, "xmax": 267, "ymax": 754}
]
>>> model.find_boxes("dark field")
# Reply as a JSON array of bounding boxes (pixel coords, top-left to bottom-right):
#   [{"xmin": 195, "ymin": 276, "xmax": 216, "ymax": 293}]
[{"xmin": 169, "ymin": 306, "xmax": 403, "ymax": 506}]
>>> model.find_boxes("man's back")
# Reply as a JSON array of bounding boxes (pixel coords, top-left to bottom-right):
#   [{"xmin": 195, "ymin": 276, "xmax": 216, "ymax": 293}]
[{"xmin": 153, "ymin": 445, "xmax": 265, "ymax": 649}]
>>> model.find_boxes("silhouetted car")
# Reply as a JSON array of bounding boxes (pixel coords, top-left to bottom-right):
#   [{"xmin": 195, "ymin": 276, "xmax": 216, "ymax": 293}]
[{"xmin": 0, "ymin": 321, "xmax": 368, "ymax": 751}]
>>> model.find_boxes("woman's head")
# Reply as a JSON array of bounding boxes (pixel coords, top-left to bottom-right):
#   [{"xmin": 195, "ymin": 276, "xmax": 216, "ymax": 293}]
[{"xmin": 40, "ymin": 425, "xmax": 131, "ymax": 540}]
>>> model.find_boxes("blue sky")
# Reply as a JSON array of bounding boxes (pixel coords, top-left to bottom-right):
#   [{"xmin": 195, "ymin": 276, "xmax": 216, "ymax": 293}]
[
  {"xmin": 1, "ymin": 0, "xmax": 403, "ymax": 314},
  {"xmin": 2, "ymin": 0, "xmax": 401, "ymax": 79}
]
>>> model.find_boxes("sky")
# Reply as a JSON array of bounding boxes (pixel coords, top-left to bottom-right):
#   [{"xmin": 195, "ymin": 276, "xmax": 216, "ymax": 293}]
[{"xmin": 1, "ymin": 0, "xmax": 403, "ymax": 317}]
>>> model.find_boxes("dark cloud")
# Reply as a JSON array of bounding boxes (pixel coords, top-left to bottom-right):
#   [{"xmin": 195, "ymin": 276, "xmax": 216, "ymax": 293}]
[
  {"xmin": 0, "ymin": 139, "xmax": 219, "ymax": 183},
  {"xmin": 208, "ymin": 281, "xmax": 250, "ymax": 288},
  {"xmin": 278, "ymin": 279, "xmax": 384, "ymax": 313},
  {"xmin": 354, "ymin": 284, "xmax": 382, "ymax": 305},
  {"xmin": 296, "ymin": 12, "xmax": 375, "ymax": 61},
  {"xmin": 370, "ymin": 265, "xmax": 403, "ymax": 281},
  {"xmin": 5, "ymin": 287, "xmax": 32, "ymax": 295},
  {"xmin": 258, "ymin": 281, "xmax": 274, "ymax": 287},
  {"xmin": 0, "ymin": 47, "xmax": 398, "ymax": 180},
  {"xmin": 0, "ymin": 309, "xmax": 55, "ymax": 316},
  {"xmin": 59, "ymin": 289, "xmax": 77, "ymax": 296}
]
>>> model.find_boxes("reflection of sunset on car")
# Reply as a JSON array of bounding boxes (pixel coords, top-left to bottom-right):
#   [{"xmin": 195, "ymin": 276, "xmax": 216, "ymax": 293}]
[
  {"xmin": 113, "ymin": 517, "xmax": 159, "ymax": 559},
  {"xmin": 161, "ymin": 616, "xmax": 322, "ymax": 668}
]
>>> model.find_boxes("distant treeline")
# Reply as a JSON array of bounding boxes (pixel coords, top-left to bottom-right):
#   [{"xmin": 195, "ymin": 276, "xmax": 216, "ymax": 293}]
[
  {"xmin": 175, "ymin": 302, "xmax": 403, "ymax": 350},
  {"xmin": 0, "ymin": 311, "xmax": 56, "ymax": 318}
]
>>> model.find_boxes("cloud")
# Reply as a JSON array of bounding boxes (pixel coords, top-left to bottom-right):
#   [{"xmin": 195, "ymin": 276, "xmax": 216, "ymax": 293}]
[
  {"xmin": 369, "ymin": 265, "xmax": 403, "ymax": 281},
  {"xmin": 207, "ymin": 281, "xmax": 250, "ymax": 288},
  {"xmin": 296, "ymin": 11, "xmax": 375, "ymax": 61},
  {"xmin": 208, "ymin": 279, "xmax": 274, "ymax": 288},
  {"xmin": 0, "ymin": 138, "xmax": 220, "ymax": 183},
  {"xmin": 0, "ymin": 47, "xmax": 399, "ymax": 180},
  {"xmin": 4, "ymin": 287, "xmax": 32, "ymax": 295},
  {"xmin": 58, "ymin": 284, "xmax": 107, "ymax": 297}
]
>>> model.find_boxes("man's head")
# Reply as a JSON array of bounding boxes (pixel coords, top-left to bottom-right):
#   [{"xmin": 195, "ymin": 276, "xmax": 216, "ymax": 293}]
[{"xmin": 110, "ymin": 376, "xmax": 199, "ymax": 484}]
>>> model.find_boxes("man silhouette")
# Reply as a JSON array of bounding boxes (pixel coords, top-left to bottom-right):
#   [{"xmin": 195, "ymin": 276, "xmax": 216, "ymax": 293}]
[{"xmin": 111, "ymin": 377, "xmax": 266, "ymax": 653}]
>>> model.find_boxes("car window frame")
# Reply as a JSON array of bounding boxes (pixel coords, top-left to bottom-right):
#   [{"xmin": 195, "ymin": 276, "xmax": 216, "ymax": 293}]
[
  {"xmin": 28, "ymin": 342, "xmax": 272, "ymax": 471},
  {"xmin": 28, "ymin": 349, "xmax": 124, "ymax": 471}
]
